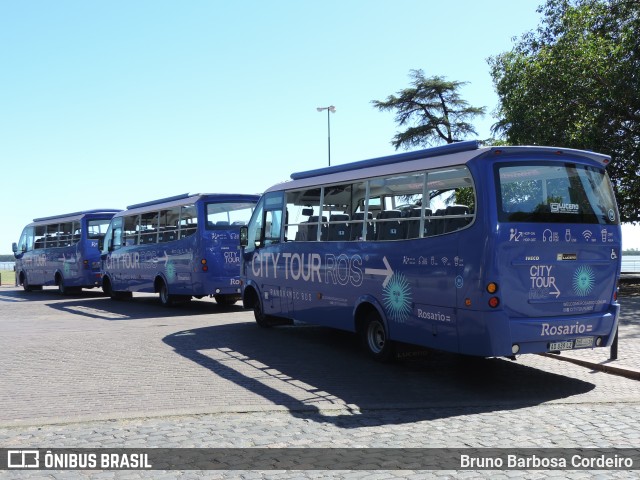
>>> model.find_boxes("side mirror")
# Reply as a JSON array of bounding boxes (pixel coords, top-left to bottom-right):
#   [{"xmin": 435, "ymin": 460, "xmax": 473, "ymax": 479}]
[
  {"xmin": 302, "ymin": 208, "xmax": 314, "ymax": 217},
  {"xmin": 98, "ymin": 237, "xmax": 105, "ymax": 251},
  {"xmin": 239, "ymin": 226, "xmax": 248, "ymax": 248},
  {"xmin": 12, "ymin": 242, "xmax": 17, "ymax": 253}
]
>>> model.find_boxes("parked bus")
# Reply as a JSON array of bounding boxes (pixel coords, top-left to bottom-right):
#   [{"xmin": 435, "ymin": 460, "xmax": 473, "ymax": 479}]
[
  {"xmin": 13, "ymin": 209, "xmax": 121, "ymax": 294},
  {"xmin": 240, "ymin": 141, "xmax": 622, "ymax": 360},
  {"xmin": 101, "ymin": 193, "xmax": 259, "ymax": 306}
]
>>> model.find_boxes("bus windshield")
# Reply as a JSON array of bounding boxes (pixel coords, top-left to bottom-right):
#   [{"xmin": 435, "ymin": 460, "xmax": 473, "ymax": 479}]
[{"xmin": 496, "ymin": 163, "xmax": 618, "ymax": 224}]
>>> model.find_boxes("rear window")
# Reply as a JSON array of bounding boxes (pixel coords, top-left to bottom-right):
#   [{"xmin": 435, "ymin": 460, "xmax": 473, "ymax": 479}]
[
  {"xmin": 496, "ymin": 163, "xmax": 618, "ymax": 224},
  {"xmin": 206, "ymin": 202, "xmax": 256, "ymax": 229}
]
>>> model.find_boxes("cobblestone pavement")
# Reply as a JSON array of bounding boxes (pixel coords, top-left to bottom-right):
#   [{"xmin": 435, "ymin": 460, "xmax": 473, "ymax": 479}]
[
  {"xmin": 0, "ymin": 286, "xmax": 639, "ymax": 479},
  {"xmin": 549, "ymin": 291, "xmax": 640, "ymax": 379}
]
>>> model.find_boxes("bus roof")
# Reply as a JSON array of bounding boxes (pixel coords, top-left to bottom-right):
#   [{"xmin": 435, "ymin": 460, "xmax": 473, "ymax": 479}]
[
  {"xmin": 267, "ymin": 142, "xmax": 612, "ymax": 193},
  {"xmin": 291, "ymin": 141, "xmax": 481, "ymax": 180},
  {"xmin": 32, "ymin": 209, "xmax": 121, "ymax": 223},
  {"xmin": 123, "ymin": 193, "xmax": 260, "ymax": 215}
]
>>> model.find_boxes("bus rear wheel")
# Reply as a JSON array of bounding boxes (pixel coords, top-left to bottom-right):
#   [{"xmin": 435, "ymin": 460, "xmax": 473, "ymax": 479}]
[
  {"xmin": 57, "ymin": 276, "xmax": 80, "ymax": 295},
  {"xmin": 158, "ymin": 281, "xmax": 175, "ymax": 307},
  {"xmin": 361, "ymin": 312, "xmax": 395, "ymax": 362}
]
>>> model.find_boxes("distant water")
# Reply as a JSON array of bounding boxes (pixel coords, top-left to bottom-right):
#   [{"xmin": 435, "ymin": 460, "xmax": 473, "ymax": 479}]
[{"xmin": 622, "ymin": 255, "xmax": 640, "ymax": 273}]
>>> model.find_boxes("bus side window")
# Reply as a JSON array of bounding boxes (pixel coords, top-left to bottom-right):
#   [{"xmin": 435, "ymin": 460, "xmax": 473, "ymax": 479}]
[
  {"xmin": 264, "ymin": 209, "xmax": 282, "ymax": 246},
  {"xmin": 72, "ymin": 221, "xmax": 81, "ymax": 243},
  {"xmin": 34, "ymin": 226, "xmax": 46, "ymax": 250},
  {"xmin": 180, "ymin": 204, "xmax": 197, "ymax": 238},
  {"xmin": 123, "ymin": 215, "xmax": 139, "ymax": 246}
]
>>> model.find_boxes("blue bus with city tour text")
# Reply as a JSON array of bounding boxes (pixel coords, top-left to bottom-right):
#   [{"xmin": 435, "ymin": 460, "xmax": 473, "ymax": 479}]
[
  {"xmin": 101, "ymin": 193, "xmax": 259, "ymax": 306},
  {"xmin": 13, "ymin": 209, "xmax": 121, "ymax": 294},
  {"xmin": 240, "ymin": 141, "xmax": 622, "ymax": 360}
]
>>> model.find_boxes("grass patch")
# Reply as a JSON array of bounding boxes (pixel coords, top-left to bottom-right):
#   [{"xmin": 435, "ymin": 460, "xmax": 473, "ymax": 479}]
[{"xmin": 0, "ymin": 270, "xmax": 16, "ymax": 286}]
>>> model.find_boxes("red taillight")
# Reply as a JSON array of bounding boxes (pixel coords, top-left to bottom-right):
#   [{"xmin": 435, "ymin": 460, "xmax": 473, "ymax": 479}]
[
  {"xmin": 486, "ymin": 282, "xmax": 500, "ymax": 307},
  {"xmin": 201, "ymin": 259, "xmax": 208, "ymax": 272}
]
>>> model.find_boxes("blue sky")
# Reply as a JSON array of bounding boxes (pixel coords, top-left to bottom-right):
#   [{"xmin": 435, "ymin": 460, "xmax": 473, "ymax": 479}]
[{"xmin": 1, "ymin": 0, "xmax": 638, "ymax": 252}]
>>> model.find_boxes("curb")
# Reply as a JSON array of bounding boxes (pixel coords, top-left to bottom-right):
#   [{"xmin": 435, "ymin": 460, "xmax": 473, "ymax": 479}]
[{"xmin": 542, "ymin": 353, "xmax": 640, "ymax": 381}]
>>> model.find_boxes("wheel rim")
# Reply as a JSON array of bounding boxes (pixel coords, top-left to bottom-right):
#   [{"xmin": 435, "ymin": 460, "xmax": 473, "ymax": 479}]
[{"xmin": 367, "ymin": 320, "xmax": 386, "ymax": 354}]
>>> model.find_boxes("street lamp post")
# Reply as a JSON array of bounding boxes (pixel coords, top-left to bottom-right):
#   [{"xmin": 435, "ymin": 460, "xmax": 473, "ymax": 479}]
[{"xmin": 316, "ymin": 105, "xmax": 336, "ymax": 166}]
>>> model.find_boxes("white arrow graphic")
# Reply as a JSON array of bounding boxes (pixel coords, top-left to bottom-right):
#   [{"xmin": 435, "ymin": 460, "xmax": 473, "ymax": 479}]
[
  {"xmin": 153, "ymin": 251, "xmax": 169, "ymax": 264},
  {"xmin": 365, "ymin": 256, "xmax": 394, "ymax": 288}
]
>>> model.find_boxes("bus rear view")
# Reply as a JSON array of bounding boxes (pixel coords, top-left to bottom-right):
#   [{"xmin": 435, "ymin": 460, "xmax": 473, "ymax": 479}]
[
  {"xmin": 463, "ymin": 147, "xmax": 621, "ymax": 357},
  {"xmin": 240, "ymin": 142, "xmax": 621, "ymax": 360}
]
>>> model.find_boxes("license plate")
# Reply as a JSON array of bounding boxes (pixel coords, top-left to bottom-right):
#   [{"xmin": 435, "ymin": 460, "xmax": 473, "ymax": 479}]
[
  {"xmin": 549, "ymin": 341, "xmax": 574, "ymax": 351},
  {"xmin": 574, "ymin": 337, "xmax": 594, "ymax": 348}
]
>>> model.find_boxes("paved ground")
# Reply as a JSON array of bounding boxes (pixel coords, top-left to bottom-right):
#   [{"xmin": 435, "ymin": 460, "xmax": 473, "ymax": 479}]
[
  {"xmin": 549, "ymin": 282, "xmax": 640, "ymax": 379},
  {"xmin": 0, "ymin": 286, "xmax": 639, "ymax": 479}
]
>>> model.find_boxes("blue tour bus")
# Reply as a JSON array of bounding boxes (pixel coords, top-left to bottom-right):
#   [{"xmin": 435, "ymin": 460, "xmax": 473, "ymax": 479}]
[
  {"xmin": 13, "ymin": 210, "xmax": 121, "ymax": 294},
  {"xmin": 101, "ymin": 193, "xmax": 259, "ymax": 306},
  {"xmin": 240, "ymin": 141, "xmax": 622, "ymax": 360}
]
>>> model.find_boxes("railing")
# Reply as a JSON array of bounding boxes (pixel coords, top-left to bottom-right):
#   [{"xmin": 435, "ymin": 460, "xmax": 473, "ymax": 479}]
[{"xmin": 621, "ymin": 256, "xmax": 640, "ymax": 273}]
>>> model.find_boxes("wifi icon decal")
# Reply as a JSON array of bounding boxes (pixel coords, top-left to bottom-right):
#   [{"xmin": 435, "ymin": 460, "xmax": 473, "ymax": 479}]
[
  {"xmin": 441, "ymin": 257, "xmax": 448, "ymax": 265},
  {"xmin": 582, "ymin": 230, "xmax": 593, "ymax": 241}
]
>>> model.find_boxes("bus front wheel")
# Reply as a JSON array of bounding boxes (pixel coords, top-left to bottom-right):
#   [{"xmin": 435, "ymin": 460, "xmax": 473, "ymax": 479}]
[
  {"xmin": 361, "ymin": 312, "xmax": 395, "ymax": 362},
  {"xmin": 22, "ymin": 273, "xmax": 41, "ymax": 292},
  {"xmin": 215, "ymin": 294, "xmax": 237, "ymax": 307},
  {"xmin": 253, "ymin": 300, "xmax": 273, "ymax": 327}
]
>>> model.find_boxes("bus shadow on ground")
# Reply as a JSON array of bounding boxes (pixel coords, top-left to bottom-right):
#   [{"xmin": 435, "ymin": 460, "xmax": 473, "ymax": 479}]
[
  {"xmin": 0, "ymin": 287, "xmax": 107, "ymax": 302},
  {"xmin": 163, "ymin": 322, "xmax": 596, "ymax": 427},
  {"xmin": 37, "ymin": 291, "xmax": 245, "ymax": 321}
]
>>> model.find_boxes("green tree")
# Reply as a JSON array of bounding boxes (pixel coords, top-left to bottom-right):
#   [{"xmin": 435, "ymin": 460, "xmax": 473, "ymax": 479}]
[
  {"xmin": 488, "ymin": 0, "xmax": 640, "ymax": 223},
  {"xmin": 372, "ymin": 69, "xmax": 486, "ymax": 149}
]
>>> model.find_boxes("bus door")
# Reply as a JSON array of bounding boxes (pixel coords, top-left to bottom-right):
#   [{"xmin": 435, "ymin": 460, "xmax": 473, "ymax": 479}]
[{"xmin": 242, "ymin": 192, "xmax": 291, "ymax": 316}]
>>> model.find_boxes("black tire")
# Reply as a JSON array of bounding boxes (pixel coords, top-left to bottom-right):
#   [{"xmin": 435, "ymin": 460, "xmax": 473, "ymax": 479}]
[
  {"xmin": 104, "ymin": 279, "xmax": 132, "ymax": 301},
  {"xmin": 22, "ymin": 273, "xmax": 32, "ymax": 292},
  {"xmin": 214, "ymin": 294, "xmax": 238, "ymax": 306},
  {"xmin": 22, "ymin": 273, "xmax": 41, "ymax": 292},
  {"xmin": 57, "ymin": 276, "xmax": 76, "ymax": 295},
  {"xmin": 158, "ymin": 281, "xmax": 174, "ymax": 307},
  {"xmin": 253, "ymin": 299, "xmax": 272, "ymax": 327},
  {"xmin": 361, "ymin": 311, "xmax": 395, "ymax": 362},
  {"xmin": 252, "ymin": 299, "xmax": 293, "ymax": 327}
]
